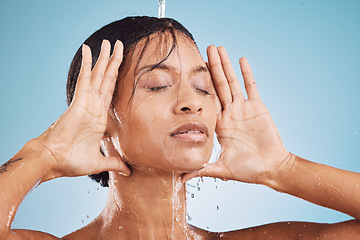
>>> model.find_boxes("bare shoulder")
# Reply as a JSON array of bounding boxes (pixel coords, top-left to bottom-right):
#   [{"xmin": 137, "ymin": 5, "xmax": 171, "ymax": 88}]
[
  {"xmin": 7, "ymin": 218, "xmax": 101, "ymax": 240},
  {"xmin": 61, "ymin": 217, "xmax": 103, "ymax": 240},
  {"xmin": 188, "ymin": 224, "xmax": 222, "ymax": 240},
  {"xmin": 9, "ymin": 229, "xmax": 60, "ymax": 240},
  {"xmin": 218, "ymin": 220, "xmax": 360, "ymax": 240}
]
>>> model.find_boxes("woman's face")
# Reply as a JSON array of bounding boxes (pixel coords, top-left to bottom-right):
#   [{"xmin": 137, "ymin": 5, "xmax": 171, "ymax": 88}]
[{"xmin": 111, "ymin": 33, "xmax": 217, "ymax": 173}]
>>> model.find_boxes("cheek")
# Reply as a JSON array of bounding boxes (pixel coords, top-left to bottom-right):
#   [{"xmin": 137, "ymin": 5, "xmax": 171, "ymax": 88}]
[
  {"xmin": 206, "ymin": 97, "xmax": 218, "ymax": 131},
  {"xmin": 118, "ymin": 95, "xmax": 173, "ymax": 165}
]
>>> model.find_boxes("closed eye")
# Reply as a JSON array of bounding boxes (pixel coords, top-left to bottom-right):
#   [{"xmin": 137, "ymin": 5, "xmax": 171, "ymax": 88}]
[
  {"xmin": 149, "ymin": 86, "xmax": 168, "ymax": 91},
  {"xmin": 195, "ymin": 88, "xmax": 210, "ymax": 95}
]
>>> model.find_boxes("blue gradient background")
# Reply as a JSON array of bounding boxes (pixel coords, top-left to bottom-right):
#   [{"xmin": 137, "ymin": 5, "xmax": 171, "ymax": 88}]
[{"xmin": 0, "ymin": 0, "xmax": 359, "ymax": 237}]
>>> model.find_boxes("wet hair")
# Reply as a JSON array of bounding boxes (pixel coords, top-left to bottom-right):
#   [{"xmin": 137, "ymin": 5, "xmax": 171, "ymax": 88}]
[{"xmin": 66, "ymin": 16, "xmax": 195, "ymax": 187}]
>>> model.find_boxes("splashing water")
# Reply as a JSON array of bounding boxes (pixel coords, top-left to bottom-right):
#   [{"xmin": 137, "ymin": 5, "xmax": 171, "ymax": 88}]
[{"xmin": 158, "ymin": 0, "xmax": 165, "ymax": 18}]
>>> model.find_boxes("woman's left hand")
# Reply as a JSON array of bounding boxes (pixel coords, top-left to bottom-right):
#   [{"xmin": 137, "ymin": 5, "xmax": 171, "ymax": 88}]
[{"xmin": 182, "ymin": 46, "xmax": 291, "ymax": 185}]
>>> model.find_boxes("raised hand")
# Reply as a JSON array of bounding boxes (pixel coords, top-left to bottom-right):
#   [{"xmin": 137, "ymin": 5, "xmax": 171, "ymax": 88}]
[
  {"xmin": 37, "ymin": 40, "xmax": 130, "ymax": 181},
  {"xmin": 183, "ymin": 46, "xmax": 290, "ymax": 185}
]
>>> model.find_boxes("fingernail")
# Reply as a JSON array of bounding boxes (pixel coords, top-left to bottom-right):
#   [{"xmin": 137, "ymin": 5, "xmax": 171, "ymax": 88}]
[
  {"xmin": 207, "ymin": 45, "xmax": 216, "ymax": 57},
  {"xmin": 240, "ymin": 57, "xmax": 248, "ymax": 65},
  {"xmin": 217, "ymin": 46, "xmax": 226, "ymax": 56},
  {"xmin": 114, "ymin": 40, "xmax": 123, "ymax": 54},
  {"xmin": 101, "ymin": 39, "xmax": 109, "ymax": 49},
  {"xmin": 209, "ymin": 45, "xmax": 217, "ymax": 56}
]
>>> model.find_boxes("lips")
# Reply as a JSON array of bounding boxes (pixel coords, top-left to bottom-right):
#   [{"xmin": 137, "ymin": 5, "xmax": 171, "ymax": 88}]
[{"xmin": 170, "ymin": 122, "xmax": 209, "ymax": 142}]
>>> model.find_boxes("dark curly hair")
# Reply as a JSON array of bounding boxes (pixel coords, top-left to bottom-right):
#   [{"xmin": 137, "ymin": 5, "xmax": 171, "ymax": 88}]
[{"xmin": 66, "ymin": 16, "xmax": 195, "ymax": 187}]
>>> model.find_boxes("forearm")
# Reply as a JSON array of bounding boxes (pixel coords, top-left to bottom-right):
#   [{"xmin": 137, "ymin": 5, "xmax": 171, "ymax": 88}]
[
  {"xmin": 268, "ymin": 153, "xmax": 360, "ymax": 220},
  {"xmin": 0, "ymin": 139, "xmax": 54, "ymax": 237},
  {"xmin": 220, "ymin": 220, "xmax": 360, "ymax": 240}
]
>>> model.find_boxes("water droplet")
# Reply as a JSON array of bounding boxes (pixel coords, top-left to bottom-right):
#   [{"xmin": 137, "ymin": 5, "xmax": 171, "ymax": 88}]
[
  {"xmin": 191, "ymin": 193, "xmax": 194, "ymax": 198},
  {"xmin": 82, "ymin": 220, "xmax": 84, "ymax": 223},
  {"xmin": 86, "ymin": 215, "xmax": 89, "ymax": 218},
  {"xmin": 197, "ymin": 187, "xmax": 201, "ymax": 191},
  {"xmin": 214, "ymin": 178, "xmax": 217, "ymax": 182},
  {"xmin": 216, "ymin": 205, "xmax": 219, "ymax": 210},
  {"xmin": 97, "ymin": 188, "xmax": 99, "ymax": 190}
]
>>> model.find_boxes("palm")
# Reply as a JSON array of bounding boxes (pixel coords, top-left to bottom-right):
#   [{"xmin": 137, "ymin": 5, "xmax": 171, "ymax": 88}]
[
  {"xmin": 216, "ymin": 99, "xmax": 286, "ymax": 183},
  {"xmin": 44, "ymin": 103, "xmax": 107, "ymax": 176}
]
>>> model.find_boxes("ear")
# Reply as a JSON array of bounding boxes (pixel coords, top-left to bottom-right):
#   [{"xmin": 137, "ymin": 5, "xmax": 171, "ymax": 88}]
[{"xmin": 101, "ymin": 110, "xmax": 121, "ymax": 158}]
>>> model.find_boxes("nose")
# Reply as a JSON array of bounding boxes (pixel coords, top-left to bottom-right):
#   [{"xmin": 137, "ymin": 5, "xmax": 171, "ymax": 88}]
[{"xmin": 173, "ymin": 82, "xmax": 203, "ymax": 114}]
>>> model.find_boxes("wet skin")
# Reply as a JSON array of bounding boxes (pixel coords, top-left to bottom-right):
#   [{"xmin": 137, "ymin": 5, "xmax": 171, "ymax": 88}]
[
  {"xmin": 2, "ymin": 32, "xmax": 360, "ymax": 239},
  {"xmin": 109, "ymin": 34, "xmax": 217, "ymax": 173},
  {"xmin": 80, "ymin": 34, "xmax": 219, "ymax": 239}
]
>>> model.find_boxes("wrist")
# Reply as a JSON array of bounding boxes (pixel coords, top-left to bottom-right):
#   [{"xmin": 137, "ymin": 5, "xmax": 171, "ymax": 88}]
[
  {"xmin": 263, "ymin": 152, "xmax": 296, "ymax": 192},
  {"xmin": 23, "ymin": 138, "xmax": 59, "ymax": 182}
]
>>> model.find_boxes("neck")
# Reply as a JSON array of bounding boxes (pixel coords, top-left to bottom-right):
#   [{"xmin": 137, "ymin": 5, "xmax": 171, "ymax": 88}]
[{"xmin": 100, "ymin": 167, "xmax": 194, "ymax": 239}]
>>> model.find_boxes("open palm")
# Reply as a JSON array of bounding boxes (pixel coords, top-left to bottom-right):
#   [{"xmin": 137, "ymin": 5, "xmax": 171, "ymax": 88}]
[
  {"xmin": 183, "ymin": 46, "xmax": 289, "ymax": 185},
  {"xmin": 37, "ymin": 40, "xmax": 130, "ymax": 180}
]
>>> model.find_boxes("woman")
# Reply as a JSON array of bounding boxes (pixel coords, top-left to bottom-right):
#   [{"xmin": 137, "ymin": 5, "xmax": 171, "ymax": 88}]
[{"xmin": 1, "ymin": 16, "xmax": 360, "ymax": 239}]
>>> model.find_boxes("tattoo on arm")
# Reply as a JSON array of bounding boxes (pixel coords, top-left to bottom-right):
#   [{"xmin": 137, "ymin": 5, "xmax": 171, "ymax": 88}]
[{"xmin": 0, "ymin": 158, "xmax": 23, "ymax": 174}]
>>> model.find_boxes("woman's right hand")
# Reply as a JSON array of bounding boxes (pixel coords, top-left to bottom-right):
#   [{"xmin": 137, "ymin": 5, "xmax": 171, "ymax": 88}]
[{"xmin": 36, "ymin": 40, "xmax": 130, "ymax": 181}]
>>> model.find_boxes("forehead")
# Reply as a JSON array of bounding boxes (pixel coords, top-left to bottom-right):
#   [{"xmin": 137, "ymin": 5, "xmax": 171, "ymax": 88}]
[{"xmin": 133, "ymin": 32, "xmax": 205, "ymax": 71}]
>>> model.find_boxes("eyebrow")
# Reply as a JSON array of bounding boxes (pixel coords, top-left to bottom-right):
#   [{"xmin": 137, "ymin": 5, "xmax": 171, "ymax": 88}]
[
  {"xmin": 192, "ymin": 66, "xmax": 208, "ymax": 74},
  {"xmin": 136, "ymin": 63, "xmax": 208, "ymax": 76},
  {"xmin": 136, "ymin": 63, "xmax": 171, "ymax": 77}
]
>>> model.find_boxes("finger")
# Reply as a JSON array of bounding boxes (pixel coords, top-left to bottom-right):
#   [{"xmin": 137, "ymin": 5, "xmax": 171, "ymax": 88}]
[
  {"xmin": 207, "ymin": 45, "xmax": 232, "ymax": 109},
  {"xmin": 74, "ymin": 44, "xmax": 92, "ymax": 101},
  {"xmin": 181, "ymin": 163, "xmax": 224, "ymax": 183},
  {"xmin": 217, "ymin": 47, "xmax": 245, "ymax": 102},
  {"xmin": 215, "ymin": 93, "xmax": 222, "ymax": 115},
  {"xmin": 205, "ymin": 61, "xmax": 209, "ymax": 70},
  {"xmin": 98, "ymin": 156, "xmax": 131, "ymax": 176},
  {"xmin": 90, "ymin": 39, "xmax": 111, "ymax": 91},
  {"xmin": 99, "ymin": 40, "xmax": 124, "ymax": 107},
  {"xmin": 239, "ymin": 57, "xmax": 260, "ymax": 100},
  {"xmin": 206, "ymin": 61, "xmax": 222, "ymax": 115}
]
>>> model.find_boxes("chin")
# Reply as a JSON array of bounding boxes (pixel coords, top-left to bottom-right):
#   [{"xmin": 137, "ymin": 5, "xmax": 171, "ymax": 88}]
[
  {"xmin": 122, "ymin": 139, "xmax": 214, "ymax": 174},
  {"xmin": 167, "ymin": 151, "xmax": 211, "ymax": 173}
]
